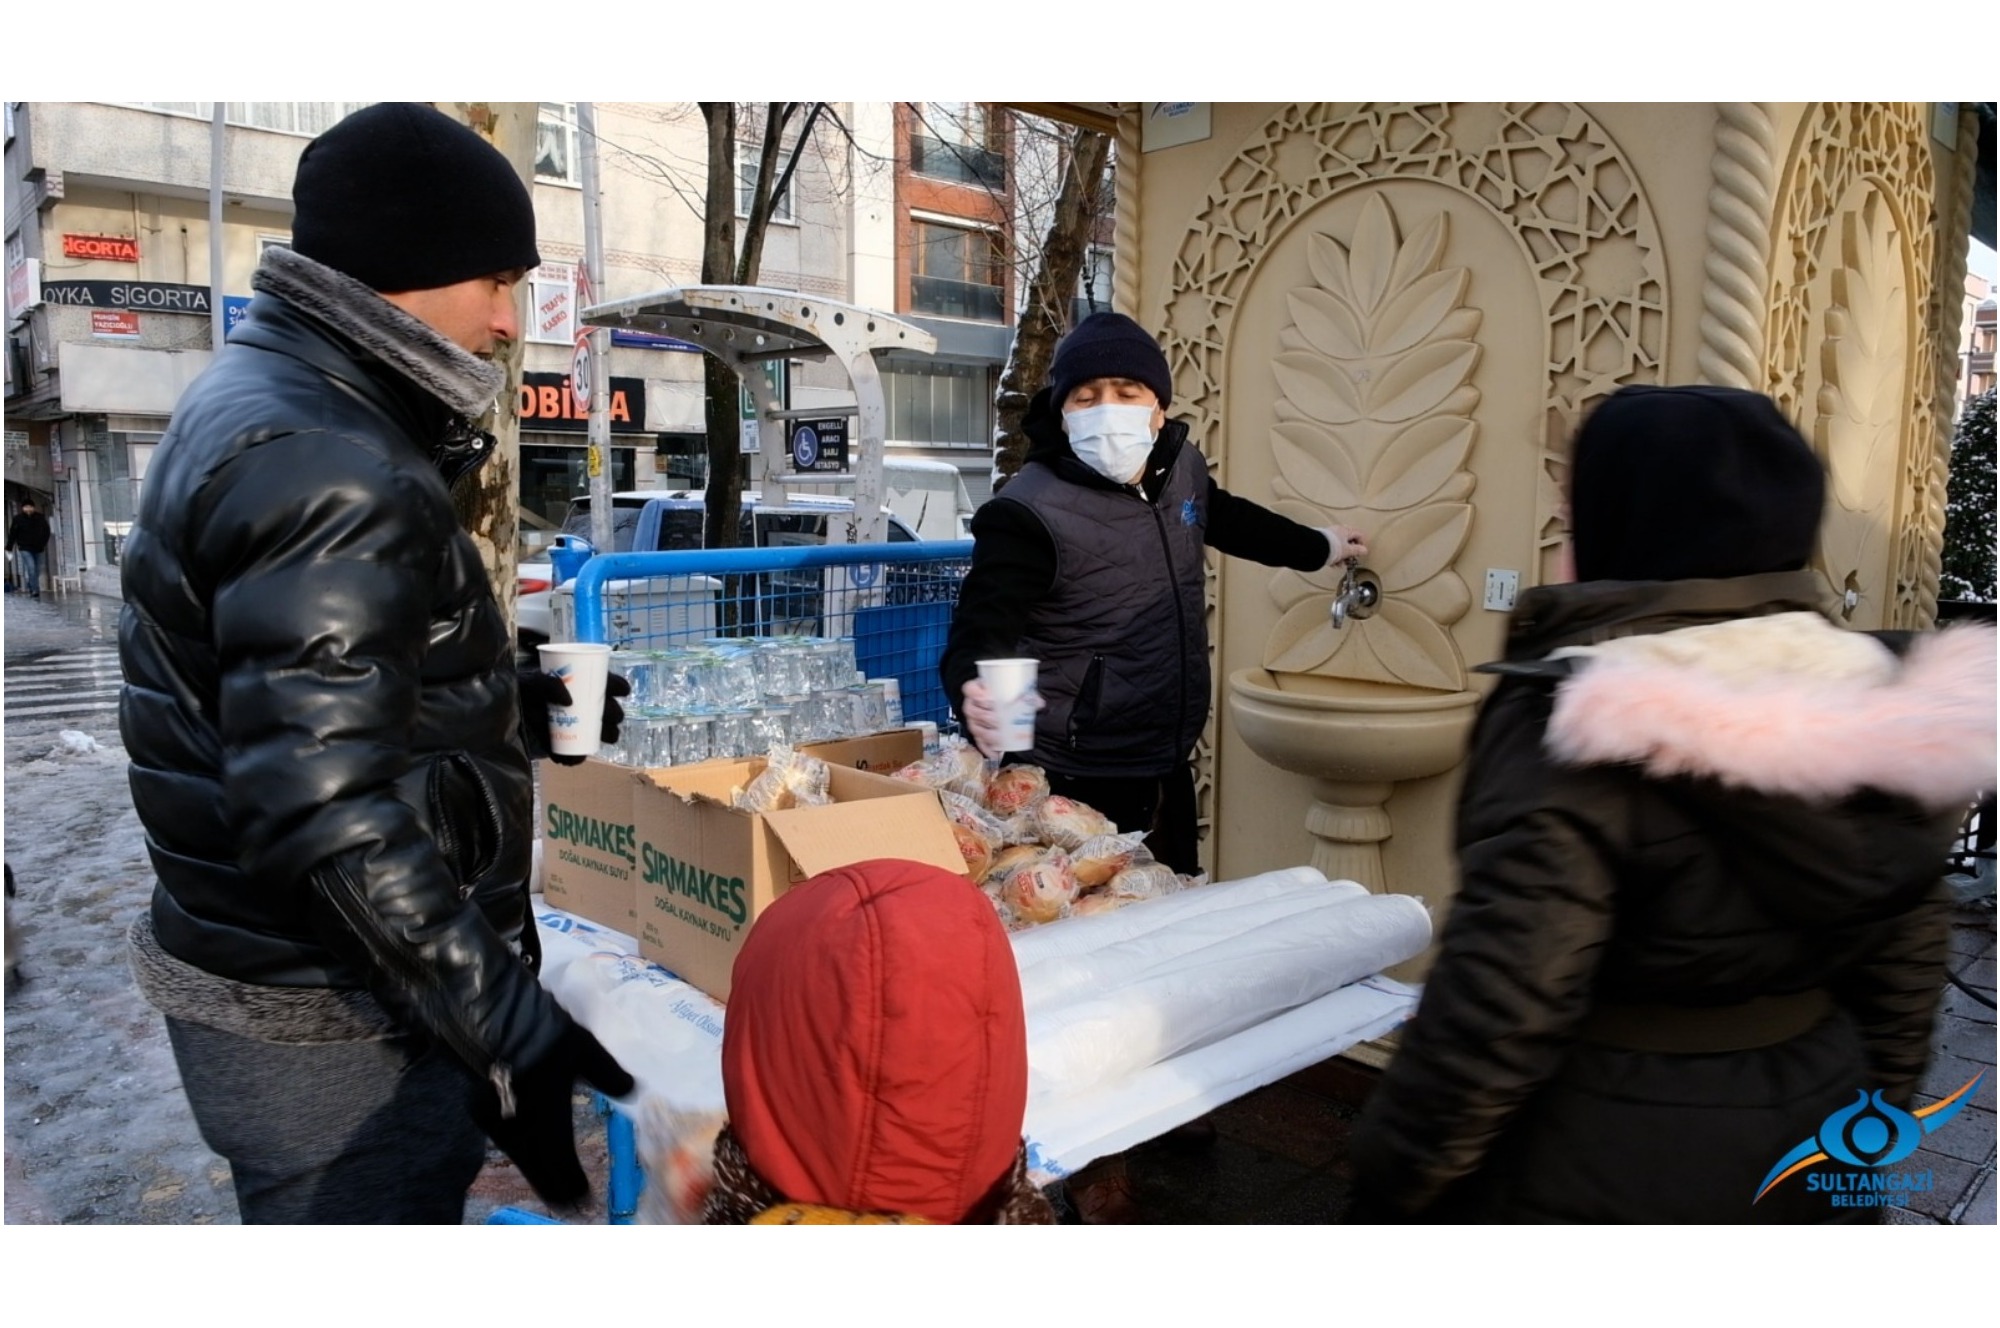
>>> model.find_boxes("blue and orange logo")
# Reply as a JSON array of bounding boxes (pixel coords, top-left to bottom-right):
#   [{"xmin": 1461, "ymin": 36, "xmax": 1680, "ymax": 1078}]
[{"xmin": 1753, "ymin": 1072, "xmax": 1985, "ymax": 1205}]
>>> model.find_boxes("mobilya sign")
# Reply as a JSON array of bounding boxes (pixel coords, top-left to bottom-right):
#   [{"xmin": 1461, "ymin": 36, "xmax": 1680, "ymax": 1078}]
[
  {"xmin": 62, "ymin": 233, "xmax": 140, "ymax": 263},
  {"xmin": 518, "ymin": 370, "xmax": 646, "ymax": 434},
  {"xmin": 42, "ymin": 280, "xmax": 212, "ymax": 316},
  {"xmin": 1753, "ymin": 1072, "xmax": 1985, "ymax": 1210}
]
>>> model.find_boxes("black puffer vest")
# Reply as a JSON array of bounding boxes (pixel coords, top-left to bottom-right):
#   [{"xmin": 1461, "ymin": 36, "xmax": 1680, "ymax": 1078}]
[{"xmin": 993, "ymin": 435, "xmax": 1209, "ymax": 778}]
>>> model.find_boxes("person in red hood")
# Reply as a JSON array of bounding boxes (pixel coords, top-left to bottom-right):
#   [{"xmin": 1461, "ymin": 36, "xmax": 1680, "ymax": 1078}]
[{"xmin": 703, "ymin": 858, "xmax": 1057, "ymax": 1224}]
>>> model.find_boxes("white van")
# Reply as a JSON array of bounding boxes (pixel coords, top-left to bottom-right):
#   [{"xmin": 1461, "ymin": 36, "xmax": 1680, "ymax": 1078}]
[
  {"xmin": 515, "ymin": 491, "xmax": 923, "ymax": 651},
  {"xmin": 763, "ymin": 458, "xmax": 976, "ymax": 541}
]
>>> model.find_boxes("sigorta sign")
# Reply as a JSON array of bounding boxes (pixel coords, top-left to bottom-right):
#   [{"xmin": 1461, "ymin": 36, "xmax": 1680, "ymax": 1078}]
[
  {"xmin": 41, "ymin": 280, "xmax": 212, "ymax": 314},
  {"xmin": 518, "ymin": 371, "xmax": 647, "ymax": 434},
  {"xmin": 62, "ymin": 233, "xmax": 140, "ymax": 263}
]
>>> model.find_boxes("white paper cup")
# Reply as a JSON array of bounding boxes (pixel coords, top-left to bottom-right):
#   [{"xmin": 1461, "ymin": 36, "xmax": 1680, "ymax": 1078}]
[
  {"xmin": 538, "ymin": 642, "xmax": 613, "ymax": 758},
  {"xmin": 976, "ymin": 657, "xmax": 1040, "ymax": 753}
]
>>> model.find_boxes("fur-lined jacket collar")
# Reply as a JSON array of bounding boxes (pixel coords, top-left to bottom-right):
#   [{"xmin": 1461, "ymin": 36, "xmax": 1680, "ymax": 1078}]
[
  {"xmin": 1488, "ymin": 575, "xmax": 1995, "ymax": 812},
  {"xmin": 252, "ymin": 245, "xmax": 505, "ymax": 418}
]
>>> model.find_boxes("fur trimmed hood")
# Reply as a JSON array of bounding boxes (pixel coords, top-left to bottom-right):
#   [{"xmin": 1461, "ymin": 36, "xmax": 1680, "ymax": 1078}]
[{"xmin": 1544, "ymin": 613, "xmax": 1995, "ymax": 811}]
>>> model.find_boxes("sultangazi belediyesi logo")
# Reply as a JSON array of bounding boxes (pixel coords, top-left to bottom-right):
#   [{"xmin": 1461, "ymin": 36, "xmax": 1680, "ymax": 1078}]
[{"xmin": 1753, "ymin": 1072, "xmax": 1985, "ymax": 1209}]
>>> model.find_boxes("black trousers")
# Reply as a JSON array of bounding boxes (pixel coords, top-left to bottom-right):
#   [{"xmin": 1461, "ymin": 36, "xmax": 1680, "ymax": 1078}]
[
  {"xmin": 1038, "ymin": 761, "xmax": 1200, "ymax": 876},
  {"xmin": 165, "ymin": 1016, "xmax": 488, "ymax": 1224}
]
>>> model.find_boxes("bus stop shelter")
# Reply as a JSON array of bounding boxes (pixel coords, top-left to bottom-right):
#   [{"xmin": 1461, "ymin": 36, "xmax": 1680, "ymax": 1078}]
[{"xmin": 580, "ymin": 286, "xmax": 937, "ymax": 546}]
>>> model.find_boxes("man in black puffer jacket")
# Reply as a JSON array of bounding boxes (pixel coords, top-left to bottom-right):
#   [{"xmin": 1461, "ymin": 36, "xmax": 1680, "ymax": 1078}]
[
  {"xmin": 120, "ymin": 103, "xmax": 631, "ymax": 1223},
  {"xmin": 1347, "ymin": 385, "xmax": 1994, "ymax": 1223}
]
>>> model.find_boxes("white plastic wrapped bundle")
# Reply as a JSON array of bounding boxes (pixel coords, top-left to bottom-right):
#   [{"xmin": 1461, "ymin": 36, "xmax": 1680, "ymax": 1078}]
[
  {"xmin": 1023, "ymin": 892, "xmax": 1431, "ymax": 1101},
  {"xmin": 1016, "ymin": 879, "xmax": 1370, "ymax": 1017},
  {"xmin": 544, "ymin": 948, "xmax": 727, "ymax": 1112},
  {"xmin": 1007, "ymin": 865, "xmax": 1330, "ymax": 971}
]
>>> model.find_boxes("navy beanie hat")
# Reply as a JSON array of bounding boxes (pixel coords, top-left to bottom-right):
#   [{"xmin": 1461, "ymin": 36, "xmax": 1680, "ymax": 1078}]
[
  {"xmin": 291, "ymin": 102, "xmax": 541, "ymax": 292},
  {"xmin": 1569, "ymin": 384, "xmax": 1826, "ymax": 584},
  {"xmin": 1048, "ymin": 312, "xmax": 1173, "ymax": 409}
]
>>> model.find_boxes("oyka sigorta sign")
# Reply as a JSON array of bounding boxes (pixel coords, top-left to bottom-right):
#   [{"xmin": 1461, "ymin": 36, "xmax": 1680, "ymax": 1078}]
[
  {"xmin": 40, "ymin": 280, "xmax": 213, "ymax": 315},
  {"xmin": 62, "ymin": 233, "xmax": 140, "ymax": 263}
]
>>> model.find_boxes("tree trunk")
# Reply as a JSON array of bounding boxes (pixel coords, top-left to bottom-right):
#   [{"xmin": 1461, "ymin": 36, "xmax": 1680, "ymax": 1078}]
[
  {"xmin": 699, "ymin": 103, "xmax": 746, "ymax": 552},
  {"xmin": 437, "ymin": 101, "xmax": 535, "ymax": 633},
  {"xmin": 992, "ymin": 127, "xmax": 1111, "ymax": 488}
]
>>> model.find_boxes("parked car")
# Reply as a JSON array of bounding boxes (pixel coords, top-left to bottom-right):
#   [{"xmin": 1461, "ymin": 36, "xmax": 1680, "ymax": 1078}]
[{"xmin": 515, "ymin": 492, "xmax": 923, "ymax": 654}]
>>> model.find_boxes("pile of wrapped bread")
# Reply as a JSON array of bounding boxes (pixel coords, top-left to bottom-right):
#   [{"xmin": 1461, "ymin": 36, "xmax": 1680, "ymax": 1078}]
[{"xmin": 890, "ymin": 737, "xmax": 1206, "ymax": 929}]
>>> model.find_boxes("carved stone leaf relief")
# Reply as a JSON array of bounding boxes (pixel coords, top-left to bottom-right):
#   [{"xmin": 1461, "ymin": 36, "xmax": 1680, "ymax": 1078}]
[
  {"xmin": 1167, "ymin": 103, "xmax": 1665, "ymax": 690},
  {"xmin": 1262, "ymin": 195, "xmax": 1477, "ymax": 689},
  {"xmin": 1813, "ymin": 191, "xmax": 1908, "ymax": 621},
  {"xmin": 1764, "ymin": 101, "xmax": 1937, "ymax": 628}
]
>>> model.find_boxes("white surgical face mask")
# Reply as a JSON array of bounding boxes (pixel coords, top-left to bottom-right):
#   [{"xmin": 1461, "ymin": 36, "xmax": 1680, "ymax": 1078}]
[{"xmin": 1063, "ymin": 403, "xmax": 1157, "ymax": 484}]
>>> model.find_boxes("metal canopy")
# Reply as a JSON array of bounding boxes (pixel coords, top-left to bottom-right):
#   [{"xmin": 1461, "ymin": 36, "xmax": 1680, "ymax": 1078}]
[{"xmin": 581, "ymin": 286, "xmax": 936, "ymax": 546}]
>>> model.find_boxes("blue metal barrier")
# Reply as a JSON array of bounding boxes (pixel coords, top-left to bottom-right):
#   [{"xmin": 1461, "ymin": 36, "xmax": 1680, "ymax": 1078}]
[{"xmin": 569, "ymin": 540, "xmax": 974, "ymax": 727}]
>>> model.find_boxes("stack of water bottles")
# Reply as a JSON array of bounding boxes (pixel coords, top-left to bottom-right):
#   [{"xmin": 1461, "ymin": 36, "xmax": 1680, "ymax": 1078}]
[{"xmin": 600, "ymin": 635, "xmax": 907, "ymax": 768}]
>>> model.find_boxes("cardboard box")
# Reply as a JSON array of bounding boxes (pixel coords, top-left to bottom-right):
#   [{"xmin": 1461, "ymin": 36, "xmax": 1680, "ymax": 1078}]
[
  {"xmin": 632, "ymin": 757, "xmax": 963, "ymax": 1000},
  {"xmin": 537, "ymin": 758, "xmax": 641, "ymax": 931},
  {"xmin": 535, "ymin": 729, "xmax": 929, "ymax": 944},
  {"xmin": 798, "ymin": 728, "xmax": 924, "ymax": 776}
]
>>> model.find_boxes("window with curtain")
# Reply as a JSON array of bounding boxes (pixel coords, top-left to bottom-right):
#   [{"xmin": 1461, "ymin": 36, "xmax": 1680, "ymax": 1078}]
[{"xmin": 537, "ymin": 102, "xmax": 579, "ymax": 184}]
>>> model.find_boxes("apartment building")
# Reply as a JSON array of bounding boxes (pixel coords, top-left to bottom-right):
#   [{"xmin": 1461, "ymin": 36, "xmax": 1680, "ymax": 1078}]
[
  {"xmin": 8, "ymin": 100, "xmax": 1078, "ymax": 595},
  {"xmin": 1966, "ymin": 294, "xmax": 1996, "ymax": 403}
]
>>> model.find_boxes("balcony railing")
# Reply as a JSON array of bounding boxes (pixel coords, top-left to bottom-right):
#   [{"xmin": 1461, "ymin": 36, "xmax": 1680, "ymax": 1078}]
[
  {"xmin": 911, "ymin": 275, "xmax": 1004, "ymax": 322},
  {"xmin": 910, "ymin": 134, "xmax": 1007, "ymax": 190}
]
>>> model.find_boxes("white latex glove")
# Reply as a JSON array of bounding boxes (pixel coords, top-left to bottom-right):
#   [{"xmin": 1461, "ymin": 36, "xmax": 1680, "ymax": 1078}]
[
  {"xmin": 960, "ymin": 676, "xmax": 1046, "ymax": 762},
  {"xmin": 1318, "ymin": 524, "xmax": 1370, "ymax": 568}
]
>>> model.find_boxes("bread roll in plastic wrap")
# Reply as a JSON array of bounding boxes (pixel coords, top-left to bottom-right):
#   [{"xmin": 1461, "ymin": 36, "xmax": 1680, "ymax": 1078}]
[
  {"xmin": 1070, "ymin": 890, "xmax": 1138, "ymax": 917},
  {"xmin": 891, "ymin": 737, "xmax": 990, "ymax": 801},
  {"xmin": 1070, "ymin": 831, "xmax": 1149, "ymax": 888},
  {"xmin": 1107, "ymin": 860, "xmax": 1181, "ymax": 900},
  {"xmin": 939, "ymin": 789, "xmax": 1009, "ymax": 852},
  {"xmin": 982, "ymin": 843, "xmax": 1042, "ymax": 885},
  {"xmin": 983, "ymin": 764, "xmax": 1050, "ymax": 817},
  {"xmin": 993, "ymin": 849, "xmax": 1079, "ymax": 925},
  {"xmin": 1030, "ymin": 795, "xmax": 1114, "ymax": 850},
  {"xmin": 951, "ymin": 821, "xmax": 993, "ymax": 881},
  {"xmin": 731, "ymin": 748, "xmax": 831, "ymax": 812}
]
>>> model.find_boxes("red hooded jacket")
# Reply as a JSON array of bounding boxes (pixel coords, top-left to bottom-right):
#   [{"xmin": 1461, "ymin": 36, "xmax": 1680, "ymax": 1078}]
[{"xmin": 720, "ymin": 859, "xmax": 1030, "ymax": 1224}]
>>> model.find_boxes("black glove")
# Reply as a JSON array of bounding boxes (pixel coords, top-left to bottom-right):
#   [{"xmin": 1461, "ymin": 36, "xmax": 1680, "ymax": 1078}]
[
  {"xmin": 472, "ymin": 1020, "xmax": 636, "ymax": 1209},
  {"xmin": 518, "ymin": 669, "xmax": 630, "ymax": 765}
]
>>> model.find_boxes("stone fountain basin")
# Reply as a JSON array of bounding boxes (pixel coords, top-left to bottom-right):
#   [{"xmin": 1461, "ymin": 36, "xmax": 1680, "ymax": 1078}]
[{"xmin": 1226, "ymin": 667, "xmax": 1482, "ymax": 786}]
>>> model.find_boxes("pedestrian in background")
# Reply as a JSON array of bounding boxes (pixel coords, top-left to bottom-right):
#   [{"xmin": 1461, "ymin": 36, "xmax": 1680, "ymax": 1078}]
[
  {"xmin": 7, "ymin": 497, "xmax": 51, "ymax": 599},
  {"xmin": 119, "ymin": 103, "xmax": 629, "ymax": 1224},
  {"xmin": 1347, "ymin": 385, "xmax": 1995, "ymax": 1223}
]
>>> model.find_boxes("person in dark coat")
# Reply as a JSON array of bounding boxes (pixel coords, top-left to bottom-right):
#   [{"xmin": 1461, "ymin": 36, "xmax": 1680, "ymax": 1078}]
[
  {"xmin": 1346, "ymin": 384, "xmax": 1994, "ymax": 1223},
  {"xmin": 941, "ymin": 312, "xmax": 1367, "ymax": 877},
  {"xmin": 119, "ymin": 103, "xmax": 630, "ymax": 1223},
  {"xmin": 7, "ymin": 498, "xmax": 51, "ymax": 598}
]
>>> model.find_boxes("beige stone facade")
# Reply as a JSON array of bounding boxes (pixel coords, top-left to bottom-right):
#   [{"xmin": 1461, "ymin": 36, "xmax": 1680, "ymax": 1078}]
[{"xmin": 1106, "ymin": 103, "xmax": 1982, "ymax": 981}]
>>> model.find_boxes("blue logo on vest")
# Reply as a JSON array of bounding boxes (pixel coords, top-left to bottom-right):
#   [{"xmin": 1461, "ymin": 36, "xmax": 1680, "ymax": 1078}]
[{"xmin": 1181, "ymin": 498, "xmax": 1199, "ymax": 526}]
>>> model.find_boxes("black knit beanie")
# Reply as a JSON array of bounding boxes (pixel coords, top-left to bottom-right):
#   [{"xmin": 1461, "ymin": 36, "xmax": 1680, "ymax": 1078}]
[
  {"xmin": 291, "ymin": 103, "xmax": 540, "ymax": 292},
  {"xmin": 1569, "ymin": 384, "xmax": 1826, "ymax": 584},
  {"xmin": 1047, "ymin": 312, "xmax": 1173, "ymax": 409}
]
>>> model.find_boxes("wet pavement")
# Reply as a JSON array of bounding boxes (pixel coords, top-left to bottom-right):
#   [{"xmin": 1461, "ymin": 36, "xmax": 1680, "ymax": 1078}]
[
  {"xmin": 4, "ymin": 585, "xmax": 1992, "ymax": 1224},
  {"xmin": 1, "ymin": 585, "xmax": 122, "ymax": 661}
]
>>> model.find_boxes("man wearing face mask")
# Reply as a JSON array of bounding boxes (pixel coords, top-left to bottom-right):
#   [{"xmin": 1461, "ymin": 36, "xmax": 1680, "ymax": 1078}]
[{"xmin": 943, "ymin": 312, "xmax": 1366, "ymax": 878}]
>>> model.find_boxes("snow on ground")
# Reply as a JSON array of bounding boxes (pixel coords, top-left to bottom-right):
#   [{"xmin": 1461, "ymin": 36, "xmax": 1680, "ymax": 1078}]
[
  {"xmin": 3, "ymin": 594, "xmax": 600, "ymax": 1224},
  {"xmin": 3, "ymin": 723, "xmax": 236, "ymax": 1223}
]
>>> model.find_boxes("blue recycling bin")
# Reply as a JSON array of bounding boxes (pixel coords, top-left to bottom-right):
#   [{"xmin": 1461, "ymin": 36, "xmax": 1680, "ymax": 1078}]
[{"xmin": 547, "ymin": 534, "xmax": 594, "ymax": 587}]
